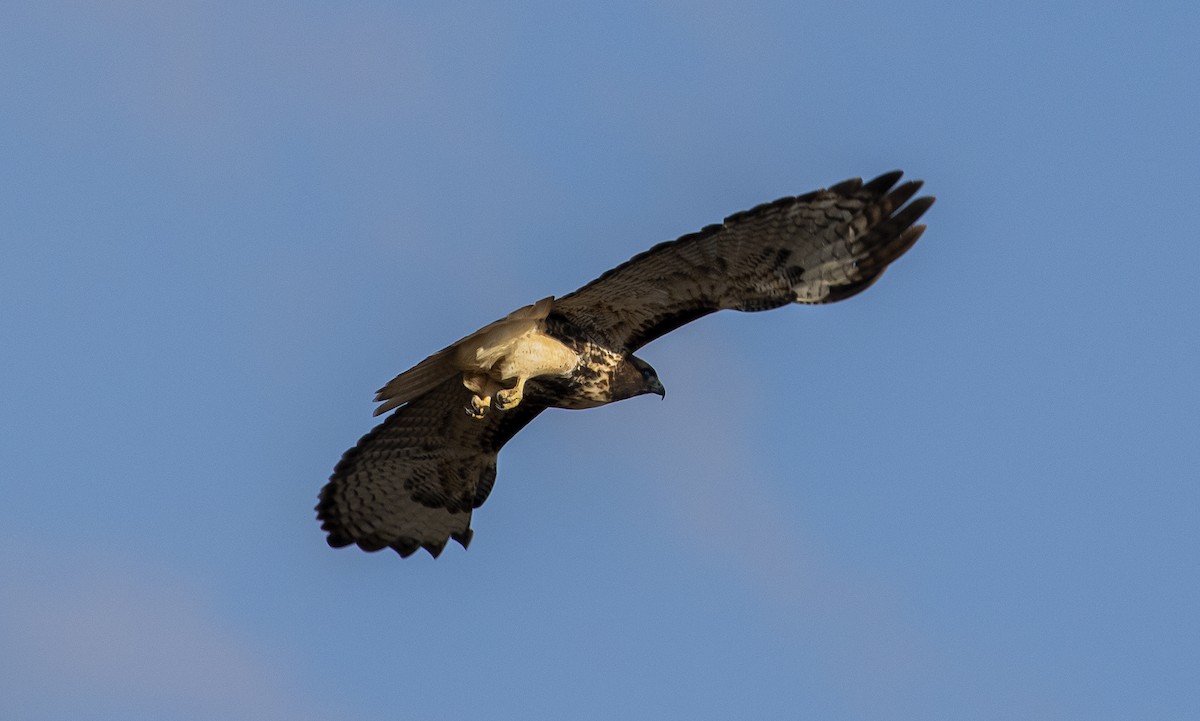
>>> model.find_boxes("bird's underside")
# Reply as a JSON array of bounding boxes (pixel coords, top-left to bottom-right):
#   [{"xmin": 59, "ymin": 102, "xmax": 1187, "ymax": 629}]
[{"xmin": 317, "ymin": 171, "xmax": 934, "ymax": 558}]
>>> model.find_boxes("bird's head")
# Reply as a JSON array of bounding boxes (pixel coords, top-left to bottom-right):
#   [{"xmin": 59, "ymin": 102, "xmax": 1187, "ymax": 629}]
[{"xmin": 614, "ymin": 355, "xmax": 665, "ymax": 401}]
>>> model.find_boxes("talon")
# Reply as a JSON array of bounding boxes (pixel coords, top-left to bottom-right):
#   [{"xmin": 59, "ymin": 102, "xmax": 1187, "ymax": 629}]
[
  {"xmin": 465, "ymin": 394, "xmax": 490, "ymax": 419},
  {"xmin": 494, "ymin": 376, "xmax": 527, "ymax": 411},
  {"xmin": 494, "ymin": 388, "xmax": 521, "ymax": 411}
]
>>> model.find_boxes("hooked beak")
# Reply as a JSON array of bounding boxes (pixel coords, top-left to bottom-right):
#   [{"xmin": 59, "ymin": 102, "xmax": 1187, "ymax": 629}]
[{"xmin": 649, "ymin": 378, "xmax": 666, "ymax": 399}]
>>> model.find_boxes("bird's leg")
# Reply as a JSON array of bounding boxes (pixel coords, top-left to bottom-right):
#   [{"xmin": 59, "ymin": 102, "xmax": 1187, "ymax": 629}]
[
  {"xmin": 462, "ymin": 373, "xmax": 492, "ymax": 419},
  {"xmin": 494, "ymin": 375, "xmax": 527, "ymax": 411},
  {"xmin": 466, "ymin": 397, "xmax": 489, "ymax": 418}
]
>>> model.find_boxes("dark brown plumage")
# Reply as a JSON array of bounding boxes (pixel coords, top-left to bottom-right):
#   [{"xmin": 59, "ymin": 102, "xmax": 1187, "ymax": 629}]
[{"xmin": 317, "ymin": 171, "xmax": 934, "ymax": 558}]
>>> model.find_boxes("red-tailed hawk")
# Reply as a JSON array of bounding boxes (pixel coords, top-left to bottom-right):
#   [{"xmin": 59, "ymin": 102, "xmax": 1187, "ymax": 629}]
[{"xmin": 317, "ymin": 171, "xmax": 934, "ymax": 558}]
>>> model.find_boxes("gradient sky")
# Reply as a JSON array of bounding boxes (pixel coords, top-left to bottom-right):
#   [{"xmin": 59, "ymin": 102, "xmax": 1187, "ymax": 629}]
[{"xmin": 3, "ymin": 2, "xmax": 1198, "ymax": 720}]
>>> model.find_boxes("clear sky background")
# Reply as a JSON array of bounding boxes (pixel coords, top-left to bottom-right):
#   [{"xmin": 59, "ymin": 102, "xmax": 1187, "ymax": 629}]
[{"xmin": 2, "ymin": 2, "xmax": 1198, "ymax": 719}]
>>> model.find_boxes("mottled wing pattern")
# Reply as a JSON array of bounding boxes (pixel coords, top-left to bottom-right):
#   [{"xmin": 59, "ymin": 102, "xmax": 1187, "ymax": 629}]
[
  {"xmin": 316, "ymin": 376, "xmax": 545, "ymax": 557},
  {"xmin": 553, "ymin": 171, "xmax": 934, "ymax": 352}
]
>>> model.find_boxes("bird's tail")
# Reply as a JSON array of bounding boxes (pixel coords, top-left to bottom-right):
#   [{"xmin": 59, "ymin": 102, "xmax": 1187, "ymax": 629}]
[{"xmin": 373, "ymin": 347, "xmax": 459, "ymax": 416}]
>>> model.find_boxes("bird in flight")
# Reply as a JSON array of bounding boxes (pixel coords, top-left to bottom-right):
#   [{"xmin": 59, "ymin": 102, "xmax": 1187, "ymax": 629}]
[{"xmin": 317, "ymin": 171, "xmax": 933, "ymax": 559}]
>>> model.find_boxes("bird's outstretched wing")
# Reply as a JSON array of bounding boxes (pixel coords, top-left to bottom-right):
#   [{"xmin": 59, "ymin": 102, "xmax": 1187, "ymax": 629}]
[
  {"xmin": 318, "ymin": 171, "xmax": 933, "ymax": 559},
  {"xmin": 316, "ymin": 376, "xmax": 545, "ymax": 557},
  {"xmin": 552, "ymin": 171, "xmax": 934, "ymax": 352}
]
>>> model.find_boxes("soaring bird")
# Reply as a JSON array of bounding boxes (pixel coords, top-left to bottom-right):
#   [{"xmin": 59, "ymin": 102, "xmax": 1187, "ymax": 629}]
[{"xmin": 317, "ymin": 171, "xmax": 933, "ymax": 558}]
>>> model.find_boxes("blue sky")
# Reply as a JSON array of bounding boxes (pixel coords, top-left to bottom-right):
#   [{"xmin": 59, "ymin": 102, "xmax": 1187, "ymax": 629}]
[{"xmin": 2, "ymin": 1, "xmax": 1198, "ymax": 719}]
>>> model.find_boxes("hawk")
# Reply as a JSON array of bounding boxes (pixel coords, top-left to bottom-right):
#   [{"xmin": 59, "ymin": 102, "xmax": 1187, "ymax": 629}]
[{"xmin": 317, "ymin": 171, "xmax": 934, "ymax": 558}]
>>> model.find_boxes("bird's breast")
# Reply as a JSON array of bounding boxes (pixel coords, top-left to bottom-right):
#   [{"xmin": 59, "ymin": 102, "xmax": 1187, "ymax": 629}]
[{"xmin": 538, "ymin": 342, "xmax": 624, "ymax": 409}]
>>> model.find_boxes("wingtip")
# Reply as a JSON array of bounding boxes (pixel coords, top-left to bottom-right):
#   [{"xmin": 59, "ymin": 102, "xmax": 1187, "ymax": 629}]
[
  {"xmin": 324, "ymin": 534, "xmax": 353, "ymax": 549},
  {"xmin": 905, "ymin": 195, "xmax": 937, "ymax": 218},
  {"xmin": 451, "ymin": 529, "xmax": 474, "ymax": 549},
  {"xmin": 861, "ymin": 169, "xmax": 905, "ymax": 195},
  {"xmin": 828, "ymin": 176, "xmax": 864, "ymax": 195},
  {"xmin": 886, "ymin": 179, "xmax": 924, "ymax": 209},
  {"xmin": 422, "ymin": 539, "xmax": 449, "ymax": 558},
  {"xmin": 390, "ymin": 537, "xmax": 422, "ymax": 558}
]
